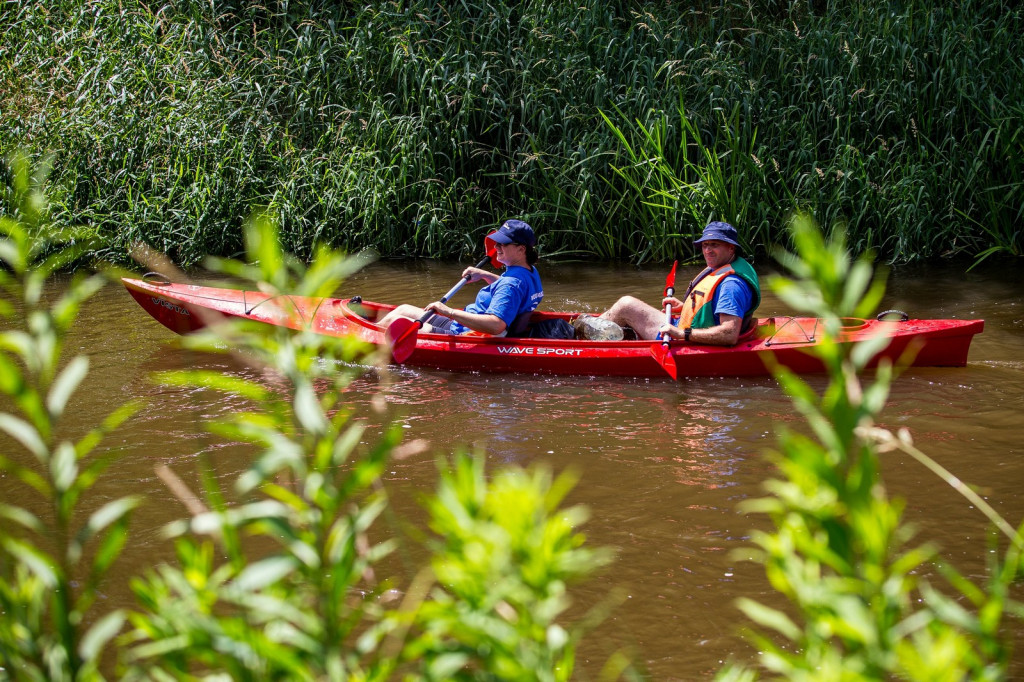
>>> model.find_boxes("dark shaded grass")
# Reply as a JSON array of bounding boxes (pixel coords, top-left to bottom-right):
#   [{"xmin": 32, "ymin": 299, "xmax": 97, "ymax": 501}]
[{"xmin": 2, "ymin": 0, "xmax": 1021, "ymax": 265}]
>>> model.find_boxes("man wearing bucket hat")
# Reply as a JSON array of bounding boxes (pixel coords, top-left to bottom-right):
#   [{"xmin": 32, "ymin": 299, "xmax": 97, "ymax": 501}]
[
  {"xmin": 377, "ymin": 219, "xmax": 543, "ymax": 336},
  {"xmin": 593, "ymin": 221, "xmax": 760, "ymax": 345}
]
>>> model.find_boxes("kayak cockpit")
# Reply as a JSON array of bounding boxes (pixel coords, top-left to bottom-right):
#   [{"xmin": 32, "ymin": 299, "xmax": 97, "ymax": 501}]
[{"xmin": 339, "ymin": 296, "xmax": 392, "ymax": 325}]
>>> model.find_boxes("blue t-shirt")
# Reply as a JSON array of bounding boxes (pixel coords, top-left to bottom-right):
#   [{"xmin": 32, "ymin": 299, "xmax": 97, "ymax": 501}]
[
  {"xmin": 451, "ymin": 265, "xmax": 544, "ymax": 335},
  {"xmin": 709, "ymin": 275, "xmax": 755, "ymax": 324}
]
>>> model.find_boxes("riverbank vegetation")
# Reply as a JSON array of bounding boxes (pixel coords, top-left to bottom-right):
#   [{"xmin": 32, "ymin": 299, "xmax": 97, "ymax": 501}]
[{"xmin": 3, "ymin": 1, "xmax": 1021, "ymax": 266}]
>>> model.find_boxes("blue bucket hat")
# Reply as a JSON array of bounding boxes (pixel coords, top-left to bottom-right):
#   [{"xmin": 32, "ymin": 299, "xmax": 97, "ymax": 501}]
[
  {"xmin": 487, "ymin": 219, "xmax": 536, "ymax": 247},
  {"xmin": 693, "ymin": 221, "xmax": 741, "ymax": 249}
]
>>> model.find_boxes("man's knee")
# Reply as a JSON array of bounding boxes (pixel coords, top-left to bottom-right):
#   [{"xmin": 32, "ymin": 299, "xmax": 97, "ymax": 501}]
[
  {"xmin": 380, "ymin": 304, "xmax": 419, "ymax": 325},
  {"xmin": 392, "ymin": 304, "xmax": 421, "ymax": 318},
  {"xmin": 608, "ymin": 295, "xmax": 647, "ymax": 315}
]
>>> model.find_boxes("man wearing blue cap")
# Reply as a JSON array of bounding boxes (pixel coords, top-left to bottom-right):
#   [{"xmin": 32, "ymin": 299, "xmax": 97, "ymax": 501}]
[
  {"xmin": 377, "ymin": 219, "xmax": 543, "ymax": 336},
  {"xmin": 595, "ymin": 221, "xmax": 761, "ymax": 345}
]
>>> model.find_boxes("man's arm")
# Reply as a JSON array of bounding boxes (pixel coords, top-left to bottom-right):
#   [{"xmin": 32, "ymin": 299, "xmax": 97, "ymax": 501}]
[
  {"xmin": 660, "ymin": 314, "xmax": 743, "ymax": 346},
  {"xmin": 659, "ymin": 277, "xmax": 753, "ymax": 346}
]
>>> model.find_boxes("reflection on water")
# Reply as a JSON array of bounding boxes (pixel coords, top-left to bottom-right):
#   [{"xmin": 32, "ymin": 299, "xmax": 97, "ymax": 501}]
[
  {"xmin": 3, "ymin": 260, "xmax": 1024, "ymax": 679},
  {"xmin": 351, "ymin": 368, "xmax": 783, "ymax": 491}
]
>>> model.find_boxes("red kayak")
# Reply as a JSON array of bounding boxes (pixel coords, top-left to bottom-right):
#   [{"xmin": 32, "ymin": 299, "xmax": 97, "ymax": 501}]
[{"xmin": 122, "ymin": 276, "xmax": 984, "ymax": 379}]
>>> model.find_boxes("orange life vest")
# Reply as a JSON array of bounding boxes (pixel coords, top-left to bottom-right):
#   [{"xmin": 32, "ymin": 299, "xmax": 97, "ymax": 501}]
[{"xmin": 677, "ymin": 258, "xmax": 760, "ymax": 331}]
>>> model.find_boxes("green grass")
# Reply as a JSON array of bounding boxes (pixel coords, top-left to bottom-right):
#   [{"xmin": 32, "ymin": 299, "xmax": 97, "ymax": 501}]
[{"xmin": 2, "ymin": 0, "xmax": 1021, "ymax": 265}]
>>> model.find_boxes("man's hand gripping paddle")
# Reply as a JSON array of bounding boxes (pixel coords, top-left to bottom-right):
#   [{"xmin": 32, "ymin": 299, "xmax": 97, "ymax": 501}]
[
  {"xmin": 650, "ymin": 261, "xmax": 678, "ymax": 379},
  {"xmin": 386, "ymin": 250, "xmax": 496, "ymax": 363}
]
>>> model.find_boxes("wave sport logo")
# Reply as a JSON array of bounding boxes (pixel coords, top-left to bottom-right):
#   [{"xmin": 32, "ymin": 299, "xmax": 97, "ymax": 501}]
[{"xmin": 495, "ymin": 346, "xmax": 583, "ymax": 356}]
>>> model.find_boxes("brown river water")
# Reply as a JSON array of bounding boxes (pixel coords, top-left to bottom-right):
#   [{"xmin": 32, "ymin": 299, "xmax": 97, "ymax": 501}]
[{"xmin": 6, "ymin": 259, "xmax": 1024, "ymax": 679}]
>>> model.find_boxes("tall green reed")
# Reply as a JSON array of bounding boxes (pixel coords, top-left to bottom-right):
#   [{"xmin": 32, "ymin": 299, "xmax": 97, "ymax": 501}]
[
  {"xmin": 599, "ymin": 100, "xmax": 762, "ymax": 263},
  {"xmin": 3, "ymin": 1, "xmax": 1021, "ymax": 264}
]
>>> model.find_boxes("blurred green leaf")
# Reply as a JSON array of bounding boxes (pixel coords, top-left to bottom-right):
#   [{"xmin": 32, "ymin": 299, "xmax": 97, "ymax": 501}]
[
  {"xmin": 88, "ymin": 514, "xmax": 133, "ymax": 584},
  {"xmin": 46, "ymin": 355, "xmax": 89, "ymax": 419},
  {"xmin": 51, "ymin": 441, "xmax": 78, "ymax": 493},
  {"xmin": 0, "ymin": 502, "xmax": 45, "ymax": 533},
  {"xmin": 79, "ymin": 610, "xmax": 126, "ymax": 663},
  {"xmin": 850, "ymin": 331, "xmax": 894, "ymax": 369},
  {"xmin": 293, "ymin": 382, "xmax": 327, "ymax": 435},
  {"xmin": 0, "ymin": 453, "xmax": 50, "ymax": 495},
  {"xmin": 2, "ymin": 538, "xmax": 59, "ymax": 588},
  {"xmin": 232, "ymin": 556, "xmax": 299, "ymax": 592},
  {"xmin": 153, "ymin": 369, "xmax": 272, "ymax": 402},
  {"xmin": 0, "ymin": 413, "xmax": 48, "ymax": 460},
  {"xmin": 75, "ymin": 399, "xmax": 143, "ymax": 459},
  {"xmin": 51, "ymin": 272, "xmax": 106, "ymax": 330},
  {"xmin": 736, "ymin": 598, "xmax": 801, "ymax": 640},
  {"xmin": 70, "ymin": 496, "xmax": 142, "ymax": 564},
  {"xmin": 0, "ymin": 353, "xmax": 27, "ymax": 393}
]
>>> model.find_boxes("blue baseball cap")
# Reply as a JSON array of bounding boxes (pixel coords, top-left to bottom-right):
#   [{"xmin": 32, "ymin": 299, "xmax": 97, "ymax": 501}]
[
  {"xmin": 693, "ymin": 221, "xmax": 741, "ymax": 249},
  {"xmin": 487, "ymin": 219, "xmax": 536, "ymax": 247}
]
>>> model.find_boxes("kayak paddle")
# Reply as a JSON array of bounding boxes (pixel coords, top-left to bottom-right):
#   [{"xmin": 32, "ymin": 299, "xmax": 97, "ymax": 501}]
[
  {"xmin": 650, "ymin": 261, "xmax": 678, "ymax": 379},
  {"xmin": 386, "ymin": 252, "xmax": 494, "ymax": 363}
]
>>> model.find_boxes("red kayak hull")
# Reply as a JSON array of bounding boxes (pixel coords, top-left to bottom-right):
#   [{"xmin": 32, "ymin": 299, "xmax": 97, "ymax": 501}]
[{"xmin": 122, "ymin": 277, "xmax": 984, "ymax": 379}]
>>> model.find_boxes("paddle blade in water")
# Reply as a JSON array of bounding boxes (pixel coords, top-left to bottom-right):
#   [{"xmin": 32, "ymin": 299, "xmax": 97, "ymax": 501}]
[
  {"xmin": 650, "ymin": 342, "xmax": 677, "ymax": 379},
  {"xmin": 386, "ymin": 317, "xmax": 420, "ymax": 363}
]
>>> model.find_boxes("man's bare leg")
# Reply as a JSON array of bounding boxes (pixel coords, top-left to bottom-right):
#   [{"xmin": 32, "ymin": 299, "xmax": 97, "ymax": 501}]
[
  {"xmin": 601, "ymin": 296, "xmax": 665, "ymax": 340},
  {"xmin": 377, "ymin": 304, "xmax": 427, "ymax": 328}
]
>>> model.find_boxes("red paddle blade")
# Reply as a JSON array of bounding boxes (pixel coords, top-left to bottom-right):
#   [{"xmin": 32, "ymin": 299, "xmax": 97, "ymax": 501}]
[
  {"xmin": 484, "ymin": 238, "xmax": 501, "ymax": 268},
  {"xmin": 663, "ymin": 260, "xmax": 678, "ymax": 296},
  {"xmin": 650, "ymin": 342, "xmax": 678, "ymax": 379},
  {"xmin": 386, "ymin": 317, "xmax": 420, "ymax": 363}
]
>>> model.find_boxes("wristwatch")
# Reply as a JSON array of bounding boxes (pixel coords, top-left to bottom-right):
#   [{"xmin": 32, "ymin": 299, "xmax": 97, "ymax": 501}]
[{"xmin": 683, "ymin": 328, "xmax": 692, "ymax": 342}]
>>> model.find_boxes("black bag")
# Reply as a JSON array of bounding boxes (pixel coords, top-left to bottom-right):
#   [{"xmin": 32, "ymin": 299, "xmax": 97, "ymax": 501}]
[{"xmin": 527, "ymin": 318, "xmax": 575, "ymax": 340}]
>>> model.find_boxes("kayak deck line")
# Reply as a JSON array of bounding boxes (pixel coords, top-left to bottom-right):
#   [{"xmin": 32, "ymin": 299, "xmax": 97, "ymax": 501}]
[
  {"xmin": 121, "ymin": 277, "xmax": 985, "ymax": 380},
  {"xmin": 765, "ymin": 316, "xmax": 820, "ymax": 345}
]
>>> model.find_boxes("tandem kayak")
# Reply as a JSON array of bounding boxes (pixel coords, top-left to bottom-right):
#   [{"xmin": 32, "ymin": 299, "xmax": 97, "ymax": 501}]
[{"xmin": 122, "ymin": 276, "xmax": 984, "ymax": 379}]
